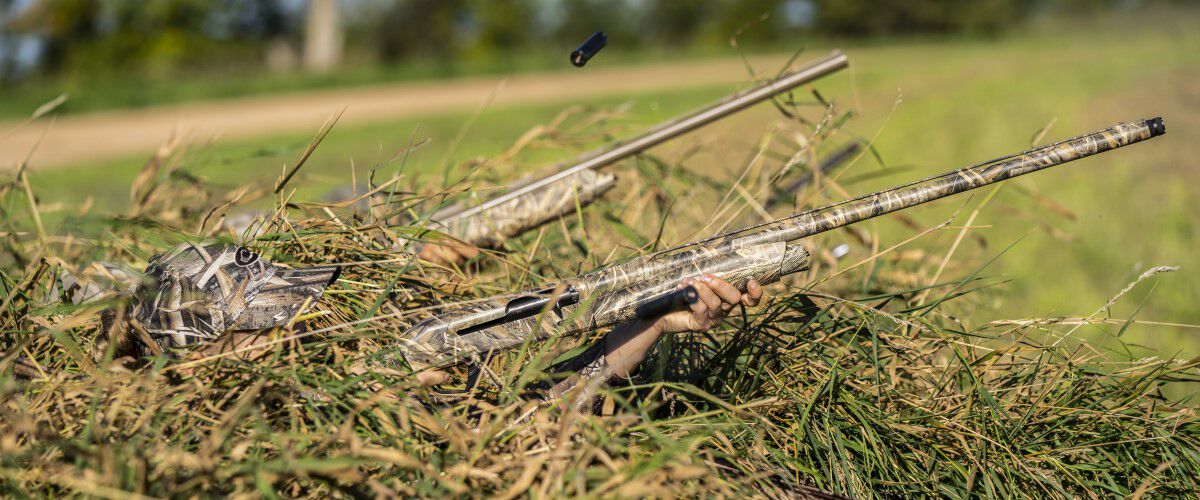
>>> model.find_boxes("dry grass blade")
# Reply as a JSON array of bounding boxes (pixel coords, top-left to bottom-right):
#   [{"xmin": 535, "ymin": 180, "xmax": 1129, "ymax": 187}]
[
  {"xmin": 1, "ymin": 92, "xmax": 1197, "ymax": 499},
  {"xmin": 275, "ymin": 109, "xmax": 344, "ymax": 194}
]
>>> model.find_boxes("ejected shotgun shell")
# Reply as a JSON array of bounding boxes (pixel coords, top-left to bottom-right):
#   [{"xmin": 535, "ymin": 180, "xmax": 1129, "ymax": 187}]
[{"xmin": 571, "ymin": 31, "xmax": 607, "ymax": 67}]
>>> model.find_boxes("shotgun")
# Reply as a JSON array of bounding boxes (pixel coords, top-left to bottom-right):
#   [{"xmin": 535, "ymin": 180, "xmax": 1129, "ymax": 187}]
[
  {"xmin": 394, "ymin": 115, "xmax": 1165, "ymax": 369},
  {"xmin": 415, "ymin": 51, "xmax": 850, "ymax": 250}
]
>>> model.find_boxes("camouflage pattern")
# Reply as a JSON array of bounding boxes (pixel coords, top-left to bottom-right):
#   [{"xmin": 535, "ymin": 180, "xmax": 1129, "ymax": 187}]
[
  {"xmin": 56, "ymin": 262, "xmax": 143, "ymax": 305},
  {"xmin": 129, "ymin": 243, "xmax": 340, "ymax": 354},
  {"xmin": 393, "ymin": 117, "xmax": 1165, "ymax": 369},
  {"xmin": 422, "ymin": 169, "xmax": 617, "ymax": 249},
  {"xmin": 542, "ymin": 342, "xmax": 612, "ymax": 401},
  {"xmin": 397, "ymin": 241, "xmax": 810, "ymax": 368}
]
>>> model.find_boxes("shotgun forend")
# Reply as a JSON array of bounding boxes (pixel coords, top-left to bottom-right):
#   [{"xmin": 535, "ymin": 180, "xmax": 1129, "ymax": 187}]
[
  {"xmin": 393, "ymin": 117, "xmax": 1165, "ymax": 370},
  {"xmin": 429, "ymin": 169, "xmax": 617, "ymax": 249}
]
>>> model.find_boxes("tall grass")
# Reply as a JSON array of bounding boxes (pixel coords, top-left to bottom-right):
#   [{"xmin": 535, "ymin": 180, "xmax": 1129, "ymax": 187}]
[{"xmin": 2, "ymin": 86, "xmax": 1198, "ymax": 498}]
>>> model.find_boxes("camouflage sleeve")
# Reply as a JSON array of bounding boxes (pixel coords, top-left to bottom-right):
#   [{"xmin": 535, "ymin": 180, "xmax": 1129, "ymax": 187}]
[
  {"xmin": 538, "ymin": 341, "xmax": 612, "ymax": 400},
  {"xmin": 521, "ymin": 336, "xmax": 628, "ymax": 413}
]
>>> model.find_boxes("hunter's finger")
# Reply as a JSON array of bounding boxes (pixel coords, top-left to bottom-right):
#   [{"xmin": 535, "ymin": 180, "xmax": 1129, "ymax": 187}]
[
  {"xmin": 684, "ymin": 279, "xmax": 708, "ymax": 317},
  {"xmin": 417, "ymin": 370, "xmax": 449, "ymax": 387},
  {"xmin": 691, "ymin": 279, "xmax": 723, "ymax": 319},
  {"xmin": 420, "ymin": 242, "xmax": 476, "ymax": 267},
  {"xmin": 417, "ymin": 244, "xmax": 450, "ymax": 265},
  {"xmin": 744, "ymin": 280, "xmax": 763, "ymax": 307},
  {"xmin": 453, "ymin": 243, "xmax": 480, "ymax": 260},
  {"xmin": 704, "ymin": 275, "xmax": 742, "ymax": 306}
]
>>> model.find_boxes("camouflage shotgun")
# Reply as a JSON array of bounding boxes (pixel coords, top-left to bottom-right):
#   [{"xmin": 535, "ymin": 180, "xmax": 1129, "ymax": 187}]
[
  {"xmin": 416, "ymin": 51, "xmax": 849, "ymax": 250},
  {"xmin": 395, "ymin": 117, "xmax": 1165, "ymax": 369}
]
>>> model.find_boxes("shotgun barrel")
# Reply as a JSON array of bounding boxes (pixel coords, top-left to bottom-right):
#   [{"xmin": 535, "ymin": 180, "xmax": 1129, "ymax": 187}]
[{"xmin": 764, "ymin": 142, "xmax": 862, "ymax": 212}]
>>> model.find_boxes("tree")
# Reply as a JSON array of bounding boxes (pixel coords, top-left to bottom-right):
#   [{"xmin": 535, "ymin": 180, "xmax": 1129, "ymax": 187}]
[
  {"xmin": 713, "ymin": 0, "xmax": 788, "ymax": 44},
  {"xmin": 376, "ymin": 0, "xmax": 466, "ymax": 62},
  {"xmin": 303, "ymin": 0, "xmax": 343, "ymax": 72},
  {"xmin": 813, "ymin": 0, "xmax": 1031, "ymax": 36},
  {"xmin": 642, "ymin": 0, "xmax": 718, "ymax": 46},
  {"xmin": 471, "ymin": 0, "xmax": 534, "ymax": 52},
  {"xmin": 553, "ymin": 0, "xmax": 646, "ymax": 47}
]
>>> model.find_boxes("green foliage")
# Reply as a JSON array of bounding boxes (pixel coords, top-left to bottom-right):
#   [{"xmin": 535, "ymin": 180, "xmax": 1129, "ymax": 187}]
[
  {"xmin": 814, "ymin": 0, "xmax": 1029, "ymax": 36},
  {"xmin": 7, "ymin": 0, "xmax": 1176, "ymax": 89},
  {"xmin": 552, "ymin": 0, "xmax": 643, "ymax": 47},
  {"xmin": 373, "ymin": 0, "xmax": 465, "ymax": 62},
  {"xmin": 642, "ymin": 0, "xmax": 719, "ymax": 46},
  {"xmin": 470, "ymin": 0, "xmax": 537, "ymax": 52},
  {"xmin": 711, "ymin": 0, "xmax": 790, "ymax": 43},
  {"xmin": 23, "ymin": 0, "xmax": 268, "ymax": 80}
]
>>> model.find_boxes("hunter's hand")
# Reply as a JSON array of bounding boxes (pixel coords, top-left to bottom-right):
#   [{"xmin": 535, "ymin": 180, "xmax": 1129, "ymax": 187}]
[
  {"xmin": 418, "ymin": 241, "xmax": 480, "ymax": 267},
  {"xmin": 601, "ymin": 275, "xmax": 764, "ymax": 380},
  {"xmin": 416, "ymin": 370, "xmax": 450, "ymax": 387},
  {"xmin": 654, "ymin": 275, "xmax": 763, "ymax": 335}
]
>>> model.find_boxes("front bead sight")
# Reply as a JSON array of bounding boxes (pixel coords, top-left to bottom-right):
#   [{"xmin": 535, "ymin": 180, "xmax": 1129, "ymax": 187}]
[{"xmin": 1146, "ymin": 117, "xmax": 1165, "ymax": 137}]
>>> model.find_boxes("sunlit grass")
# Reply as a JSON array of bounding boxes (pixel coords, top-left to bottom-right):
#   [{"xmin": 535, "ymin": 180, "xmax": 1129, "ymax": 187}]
[
  {"xmin": 2, "ymin": 11, "xmax": 1199, "ymax": 496},
  {"xmin": 4, "ymin": 38, "xmax": 1200, "ymax": 494},
  {"xmin": 26, "ymin": 12, "xmax": 1200, "ymax": 358}
]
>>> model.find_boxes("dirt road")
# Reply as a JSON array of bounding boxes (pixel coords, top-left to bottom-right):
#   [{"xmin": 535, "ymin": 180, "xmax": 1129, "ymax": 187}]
[{"xmin": 0, "ymin": 53, "xmax": 804, "ymax": 171}]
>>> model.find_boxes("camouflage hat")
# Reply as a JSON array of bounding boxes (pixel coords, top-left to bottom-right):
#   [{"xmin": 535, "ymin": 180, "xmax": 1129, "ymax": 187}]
[{"xmin": 131, "ymin": 243, "xmax": 340, "ymax": 352}]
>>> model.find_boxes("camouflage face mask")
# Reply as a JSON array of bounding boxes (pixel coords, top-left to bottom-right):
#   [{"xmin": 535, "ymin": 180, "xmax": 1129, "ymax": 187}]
[{"xmin": 131, "ymin": 243, "xmax": 340, "ymax": 352}]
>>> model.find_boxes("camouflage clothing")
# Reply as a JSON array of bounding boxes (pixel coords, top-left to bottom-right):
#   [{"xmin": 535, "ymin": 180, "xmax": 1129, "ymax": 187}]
[
  {"xmin": 128, "ymin": 243, "xmax": 340, "ymax": 353},
  {"xmin": 100, "ymin": 243, "xmax": 340, "ymax": 356}
]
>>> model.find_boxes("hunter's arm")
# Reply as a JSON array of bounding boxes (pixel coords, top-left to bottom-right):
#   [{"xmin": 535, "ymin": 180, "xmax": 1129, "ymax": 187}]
[
  {"xmin": 539, "ymin": 277, "xmax": 763, "ymax": 406},
  {"xmin": 540, "ymin": 318, "xmax": 664, "ymax": 400}
]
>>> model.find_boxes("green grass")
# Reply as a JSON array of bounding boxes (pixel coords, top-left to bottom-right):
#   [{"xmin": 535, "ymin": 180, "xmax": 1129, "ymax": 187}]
[
  {"xmin": 4, "ymin": 12, "xmax": 1200, "ymax": 495},
  {"xmin": 26, "ymin": 14, "xmax": 1200, "ymax": 358},
  {"xmin": 830, "ymin": 27, "xmax": 1200, "ymax": 358},
  {"xmin": 29, "ymin": 84, "xmax": 738, "ymax": 213},
  {"xmin": 0, "ymin": 46, "xmax": 617, "ymax": 119}
]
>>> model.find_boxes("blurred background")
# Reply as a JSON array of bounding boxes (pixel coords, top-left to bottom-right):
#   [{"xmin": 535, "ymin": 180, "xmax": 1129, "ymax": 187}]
[
  {"xmin": 2, "ymin": 0, "xmax": 1193, "ymax": 115},
  {"xmin": 1, "ymin": 0, "xmax": 1198, "ymax": 356}
]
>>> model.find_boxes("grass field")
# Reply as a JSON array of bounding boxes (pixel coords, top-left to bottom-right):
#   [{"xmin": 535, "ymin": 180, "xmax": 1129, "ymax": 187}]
[
  {"xmin": 24, "ymin": 11, "xmax": 1200, "ymax": 357},
  {"xmin": 5, "ymin": 10, "xmax": 1200, "ymax": 497}
]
